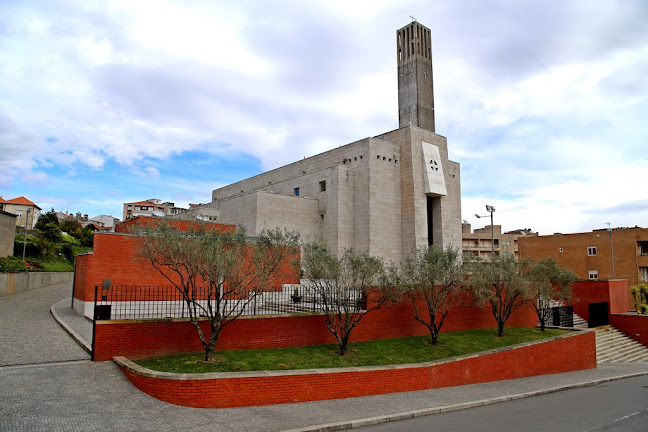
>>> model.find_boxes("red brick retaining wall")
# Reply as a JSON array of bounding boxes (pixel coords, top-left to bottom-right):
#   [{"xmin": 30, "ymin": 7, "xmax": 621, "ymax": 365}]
[
  {"xmin": 609, "ymin": 313, "xmax": 648, "ymax": 348},
  {"xmin": 93, "ymin": 303, "xmax": 538, "ymax": 361},
  {"xmin": 571, "ymin": 280, "xmax": 630, "ymax": 321},
  {"xmin": 115, "ymin": 330, "xmax": 596, "ymax": 408}
]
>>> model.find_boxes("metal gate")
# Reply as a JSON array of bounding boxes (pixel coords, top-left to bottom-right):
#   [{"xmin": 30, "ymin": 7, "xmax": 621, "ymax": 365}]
[{"xmin": 552, "ymin": 305, "xmax": 574, "ymax": 327}]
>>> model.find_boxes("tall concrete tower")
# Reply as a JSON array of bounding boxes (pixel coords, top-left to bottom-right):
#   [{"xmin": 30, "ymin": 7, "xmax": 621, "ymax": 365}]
[{"xmin": 397, "ymin": 21, "xmax": 435, "ymax": 132}]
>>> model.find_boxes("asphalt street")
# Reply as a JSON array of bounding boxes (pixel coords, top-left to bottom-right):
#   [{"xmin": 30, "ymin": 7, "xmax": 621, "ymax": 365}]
[{"xmin": 357, "ymin": 375, "xmax": 648, "ymax": 432}]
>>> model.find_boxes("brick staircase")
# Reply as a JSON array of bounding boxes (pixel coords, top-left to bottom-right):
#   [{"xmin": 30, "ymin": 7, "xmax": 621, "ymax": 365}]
[{"xmin": 595, "ymin": 326, "xmax": 648, "ymax": 363}]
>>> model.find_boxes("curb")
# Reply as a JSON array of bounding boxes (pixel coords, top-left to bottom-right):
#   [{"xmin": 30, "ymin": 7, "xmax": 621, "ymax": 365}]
[
  {"xmin": 50, "ymin": 298, "xmax": 92, "ymax": 354},
  {"xmin": 284, "ymin": 371, "xmax": 648, "ymax": 432}
]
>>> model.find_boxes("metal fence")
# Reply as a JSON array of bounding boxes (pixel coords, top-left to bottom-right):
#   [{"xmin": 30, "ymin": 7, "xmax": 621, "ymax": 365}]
[{"xmin": 93, "ymin": 284, "xmax": 366, "ymax": 320}]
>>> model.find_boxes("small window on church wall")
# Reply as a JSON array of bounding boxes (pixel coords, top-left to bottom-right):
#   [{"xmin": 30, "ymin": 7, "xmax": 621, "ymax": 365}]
[
  {"xmin": 319, "ymin": 181, "xmax": 326, "ymax": 192},
  {"xmin": 294, "ymin": 187, "xmax": 300, "ymax": 197},
  {"xmin": 587, "ymin": 246, "xmax": 597, "ymax": 256}
]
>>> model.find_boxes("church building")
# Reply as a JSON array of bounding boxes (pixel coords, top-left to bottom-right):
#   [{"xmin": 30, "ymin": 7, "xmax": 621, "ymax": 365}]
[{"xmin": 209, "ymin": 21, "xmax": 462, "ymax": 263}]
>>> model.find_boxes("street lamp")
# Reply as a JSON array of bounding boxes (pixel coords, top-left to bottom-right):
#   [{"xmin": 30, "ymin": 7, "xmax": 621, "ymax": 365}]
[
  {"xmin": 475, "ymin": 205, "xmax": 496, "ymax": 261},
  {"xmin": 606, "ymin": 222, "xmax": 615, "ymax": 279}
]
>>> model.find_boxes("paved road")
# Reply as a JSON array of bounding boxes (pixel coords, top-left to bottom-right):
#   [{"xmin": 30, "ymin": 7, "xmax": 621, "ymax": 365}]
[
  {"xmin": 357, "ymin": 375, "xmax": 648, "ymax": 432},
  {"xmin": 0, "ymin": 283, "xmax": 89, "ymax": 366}
]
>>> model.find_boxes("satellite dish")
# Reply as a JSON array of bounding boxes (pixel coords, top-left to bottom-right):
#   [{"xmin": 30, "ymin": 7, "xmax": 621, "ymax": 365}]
[{"xmin": 152, "ymin": 211, "xmax": 165, "ymax": 218}]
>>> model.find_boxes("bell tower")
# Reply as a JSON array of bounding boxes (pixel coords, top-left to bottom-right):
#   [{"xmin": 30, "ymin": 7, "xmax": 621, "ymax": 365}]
[{"xmin": 397, "ymin": 21, "xmax": 435, "ymax": 132}]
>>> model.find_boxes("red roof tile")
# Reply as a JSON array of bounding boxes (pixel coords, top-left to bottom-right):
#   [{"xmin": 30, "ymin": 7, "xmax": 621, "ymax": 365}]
[{"xmin": 5, "ymin": 196, "xmax": 41, "ymax": 209}]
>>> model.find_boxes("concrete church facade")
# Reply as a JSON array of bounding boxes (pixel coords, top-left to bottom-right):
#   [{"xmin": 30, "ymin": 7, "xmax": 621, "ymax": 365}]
[{"xmin": 209, "ymin": 21, "xmax": 461, "ymax": 263}]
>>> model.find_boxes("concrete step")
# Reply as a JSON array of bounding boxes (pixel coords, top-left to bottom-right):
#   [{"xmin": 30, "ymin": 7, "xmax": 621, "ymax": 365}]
[
  {"xmin": 595, "ymin": 326, "xmax": 648, "ymax": 363},
  {"xmin": 608, "ymin": 351, "xmax": 648, "ymax": 363},
  {"xmin": 598, "ymin": 344, "xmax": 648, "ymax": 361}
]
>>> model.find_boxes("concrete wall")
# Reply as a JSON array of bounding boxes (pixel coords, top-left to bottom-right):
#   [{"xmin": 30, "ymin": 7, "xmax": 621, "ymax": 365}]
[
  {"xmin": 0, "ymin": 272, "xmax": 73, "ymax": 297},
  {"xmin": 0, "ymin": 211, "xmax": 16, "ymax": 257},
  {"xmin": 212, "ymin": 126, "xmax": 462, "ymax": 264}
]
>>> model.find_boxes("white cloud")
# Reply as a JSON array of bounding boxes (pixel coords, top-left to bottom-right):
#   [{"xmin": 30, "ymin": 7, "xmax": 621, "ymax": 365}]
[{"xmin": 0, "ymin": 0, "xmax": 646, "ymax": 233}]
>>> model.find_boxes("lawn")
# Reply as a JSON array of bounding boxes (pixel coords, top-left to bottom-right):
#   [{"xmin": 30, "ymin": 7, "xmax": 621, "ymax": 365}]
[{"xmin": 135, "ymin": 327, "xmax": 568, "ymax": 374}]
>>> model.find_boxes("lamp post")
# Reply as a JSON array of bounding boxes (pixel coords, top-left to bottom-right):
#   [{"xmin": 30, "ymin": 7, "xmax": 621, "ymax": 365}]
[
  {"xmin": 22, "ymin": 208, "xmax": 31, "ymax": 261},
  {"xmin": 475, "ymin": 205, "xmax": 496, "ymax": 261},
  {"xmin": 606, "ymin": 222, "xmax": 615, "ymax": 279}
]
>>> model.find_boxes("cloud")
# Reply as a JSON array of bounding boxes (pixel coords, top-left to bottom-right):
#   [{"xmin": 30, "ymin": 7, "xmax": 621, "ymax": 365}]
[{"xmin": 0, "ymin": 0, "xmax": 646, "ymax": 233}]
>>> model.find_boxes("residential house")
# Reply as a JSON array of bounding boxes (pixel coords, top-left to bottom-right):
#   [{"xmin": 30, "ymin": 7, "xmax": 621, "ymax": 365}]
[{"xmin": 0, "ymin": 196, "xmax": 41, "ymax": 229}]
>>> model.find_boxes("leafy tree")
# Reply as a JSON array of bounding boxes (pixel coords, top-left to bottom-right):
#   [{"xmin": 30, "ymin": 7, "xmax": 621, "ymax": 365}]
[
  {"xmin": 468, "ymin": 256, "xmax": 532, "ymax": 336},
  {"xmin": 526, "ymin": 258, "xmax": 578, "ymax": 331},
  {"xmin": 60, "ymin": 219, "xmax": 83, "ymax": 238},
  {"xmin": 138, "ymin": 222, "xmax": 300, "ymax": 361},
  {"xmin": 34, "ymin": 209, "xmax": 60, "ymax": 241},
  {"xmin": 400, "ymin": 245, "xmax": 466, "ymax": 345},
  {"xmin": 301, "ymin": 244, "xmax": 397, "ymax": 355},
  {"xmin": 80, "ymin": 227, "xmax": 94, "ymax": 247}
]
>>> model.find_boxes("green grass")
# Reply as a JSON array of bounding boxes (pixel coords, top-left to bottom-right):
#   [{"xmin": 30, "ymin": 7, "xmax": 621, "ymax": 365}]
[
  {"xmin": 31, "ymin": 258, "xmax": 75, "ymax": 272},
  {"xmin": 135, "ymin": 327, "xmax": 568, "ymax": 374}
]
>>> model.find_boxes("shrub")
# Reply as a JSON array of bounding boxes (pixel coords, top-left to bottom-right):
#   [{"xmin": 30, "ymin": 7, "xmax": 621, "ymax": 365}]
[
  {"xmin": 0, "ymin": 256, "xmax": 28, "ymax": 273},
  {"xmin": 630, "ymin": 283, "xmax": 648, "ymax": 312}
]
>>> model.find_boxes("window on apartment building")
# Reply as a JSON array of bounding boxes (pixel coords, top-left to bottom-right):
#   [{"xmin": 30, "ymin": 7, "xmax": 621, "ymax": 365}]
[
  {"xmin": 16, "ymin": 209, "xmax": 23, "ymax": 217},
  {"xmin": 587, "ymin": 246, "xmax": 597, "ymax": 256},
  {"xmin": 127, "ymin": 205, "xmax": 132, "ymax": 210},
  {"xmin": 589, "ymin": 270, "xmax": 598, "ymax": 280},
  {"xmin": 319, "ymin": 181, "xmax": 326, "ymax": 192},
  {"xmin": 294, "ymin": 187, "xmax": 300, "ymax": 197},
  {"xmin": 639, "ymin": 242, "xmax": 648, "ymax": 256}
]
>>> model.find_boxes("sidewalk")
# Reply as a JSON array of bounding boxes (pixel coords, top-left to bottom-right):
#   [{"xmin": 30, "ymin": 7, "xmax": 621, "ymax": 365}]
[{"xmin": 51, "ymin": 298, "xmax": 648, "ymax": 432}]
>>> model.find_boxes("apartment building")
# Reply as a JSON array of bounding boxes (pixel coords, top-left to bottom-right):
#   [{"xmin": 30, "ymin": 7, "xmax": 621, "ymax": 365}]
[{"xmin": 462, "ymin": 223, "xmax": 537, "ymax": 261}]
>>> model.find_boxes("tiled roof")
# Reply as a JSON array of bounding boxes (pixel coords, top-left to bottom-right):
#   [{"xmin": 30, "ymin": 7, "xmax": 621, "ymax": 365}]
[{"xmin": 4, "ymin": 196, "xmax": 41, "ymax": 209}]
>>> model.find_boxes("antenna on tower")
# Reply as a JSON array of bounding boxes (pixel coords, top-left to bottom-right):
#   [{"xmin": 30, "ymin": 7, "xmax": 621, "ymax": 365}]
[{"xmin": 409, "ymin": 15, "xmax": 417, "ymax": 22}]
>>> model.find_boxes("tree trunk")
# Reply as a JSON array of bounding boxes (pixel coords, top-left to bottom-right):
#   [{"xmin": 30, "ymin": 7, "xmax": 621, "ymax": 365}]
[
  {"xmin": 497, "ymin": 322, "xmax": 505, "ymax": 337},
  {"xmin": 204, "ymin": 348, "xmax": 213, "ymax": 362},
  {"xmin": 430, "ymin": 331, "xmax": 438, "ymax": 345},
  {"xmin": 539, "ymin": 319, "xmax": 546, "ymax": 332},
  {"xmin": 339, "ymin": 334, "xmax": 350, "ymax": 355}
]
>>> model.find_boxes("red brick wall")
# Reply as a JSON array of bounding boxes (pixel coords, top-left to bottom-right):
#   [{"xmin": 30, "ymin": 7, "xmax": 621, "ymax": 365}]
[
  {"xmin": 93, "ymin": 302, "xmax": 538, "ymax": 361},
  {"xmin": 74, "ymin": 232, "xmax": 300, "ymax": 303},
  {"xmin": 116, "ymin": 330, "xmax": 596, "ymax": 408},
  {"xmin": 115, "ymin": 216, "xmax": 235, "ymax": 234},
  {"xmin": 571, "ymin": 280, "xmax": 629, "ymax": 321},
  {"xmin": 609, "ymin": 313, "xmax": 648, "ymax": 348}
]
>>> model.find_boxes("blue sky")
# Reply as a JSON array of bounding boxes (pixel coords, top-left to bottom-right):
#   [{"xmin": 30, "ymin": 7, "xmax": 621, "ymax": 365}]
[{"xmin": 1, "ymin": 0, "xmax": 647, "ymax": 234}]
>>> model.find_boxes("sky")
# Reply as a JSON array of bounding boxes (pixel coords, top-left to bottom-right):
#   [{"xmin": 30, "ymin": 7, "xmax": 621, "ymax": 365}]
[{"xmin": 1, "ymin": 0, "xmax": 647, "ymax": 235}]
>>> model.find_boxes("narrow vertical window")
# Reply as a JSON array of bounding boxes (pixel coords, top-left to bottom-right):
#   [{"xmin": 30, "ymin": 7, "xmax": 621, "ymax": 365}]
[
  {"xmin": 319, "ymin": 181, "xmax": 326, "ymax": 192},
  {"xmin": 294, "ymin": 187, "xmax": 300, "ymax": 197}
]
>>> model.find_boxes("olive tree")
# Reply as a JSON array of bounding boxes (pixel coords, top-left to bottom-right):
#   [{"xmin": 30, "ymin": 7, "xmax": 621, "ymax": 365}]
[
  {"xmin": 400, "ymin": 245, "xmax": 465, "ymax": 345},
  {"xmin": 301, "ymin": 244, "xmax": 397, "ymax": 355},
  {"xmin": 138, "ymin": 222, "xmax": 300, "ymax": 361},
  {"xmin": 526, "ymin": 257, "xmax": 578, "ymax": 331},
  {"xmin": 468, "ymin": 255, "xmax": 532, "ymax": 336}
]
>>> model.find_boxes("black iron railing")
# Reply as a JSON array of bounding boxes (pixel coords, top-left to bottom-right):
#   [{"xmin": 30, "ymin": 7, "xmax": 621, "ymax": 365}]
[{"xmin": 93, "ymin": 284, "xmax": 365, "ymax": 320}]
